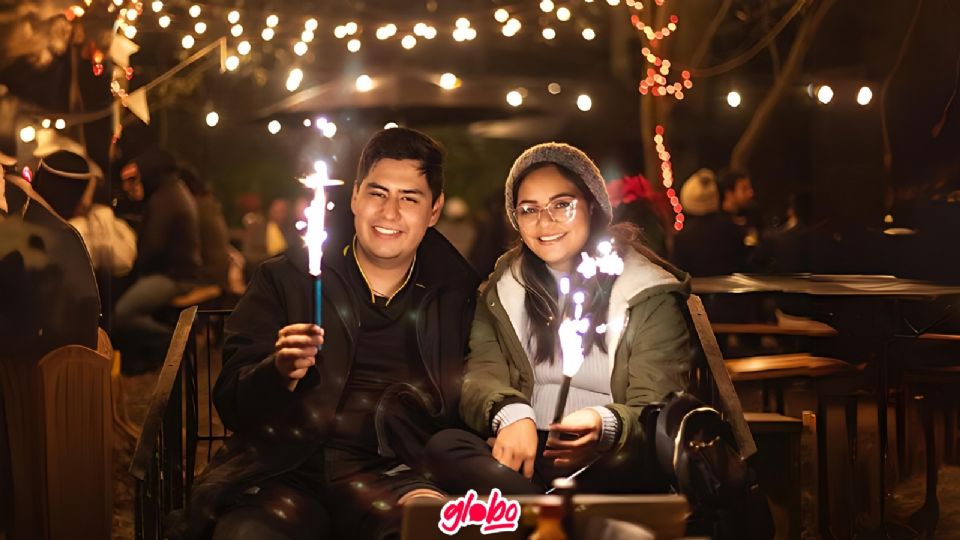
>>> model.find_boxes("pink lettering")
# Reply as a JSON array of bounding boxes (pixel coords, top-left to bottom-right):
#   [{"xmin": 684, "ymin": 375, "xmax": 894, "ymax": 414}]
[{"xmin": 437, "ymin": 488, "xmax": 521, "ymax": 536}]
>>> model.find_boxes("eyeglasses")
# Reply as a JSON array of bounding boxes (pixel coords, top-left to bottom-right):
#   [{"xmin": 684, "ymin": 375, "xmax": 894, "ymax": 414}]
[{"xmin": 515, "ymin": 197, "xmax": 579, "ymax": 225}]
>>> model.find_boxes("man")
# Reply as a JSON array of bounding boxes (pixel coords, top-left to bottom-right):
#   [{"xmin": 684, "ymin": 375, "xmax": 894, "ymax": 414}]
[
  {"xmin": 114, "ymin": 147, "xmax": 201, "ymax": 367},
  {"xmin": 170, "ymin": 128, "xmax": 480, "ymax": 540},
  {"xmin": 718, "ymin": 169, "xmax": 758, "ymax": 248}
]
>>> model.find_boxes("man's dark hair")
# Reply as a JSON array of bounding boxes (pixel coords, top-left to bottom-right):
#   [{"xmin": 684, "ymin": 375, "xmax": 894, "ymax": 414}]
[
  {"xmin": 355, "ymin": 128, "xmax": 444, "ymax": 202},
  {"xmin": 718, "ymin": 169, "xmax": 749, "ymax": 196}
]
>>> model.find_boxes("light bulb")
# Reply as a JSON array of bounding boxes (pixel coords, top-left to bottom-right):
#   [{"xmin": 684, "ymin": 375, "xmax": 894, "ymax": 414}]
[
  {"xmin": 494, "ymin": 9, "xmax": 509, "ymax": 23},
  {"xmin": 225, "ymin": 55, "xmax": 239, "ymax": 71},
  {"xmin": 506, "ymin": 90, "xmax": 523, "ymax": 107},
  {"xmin": 401, "ymin": 35, "xmax": 416, "ymax": 49},
  {"xmin": 857, "ymin": 86, "xmax": 873, "ymax": 106},
  {"xmin": 582, "ymin": 28, "xmax": 595, "ymax": 40},
  {"xmin": 577, "ymin": 94, "xmax": 592, "ymax": 111},
  {"xmin": 439, "ymin": 72, "xmax": 458, "ymax": 89},
  {"xmin": 267, "ymin": 120, "xmax": 281, "ymax": 134},
  {"xmin": 205, "ymin": 111, "xmax": 219, "ymax": 127},
  {"xmin": 237, "ymin": 40, "xmax": 251, "ymax": 55},
  {"xmin": 727, "ymin": 91, "xmax": 741, "ymax": 108},
  {"xmin": 227, "ymin": 10, "xmax": 239, "ymax": 24},
  {"xmin": 188, "ymin": 4, "xmax": 200, "ymax": 18},
  {"xmin": 347, "ymin": 39, "xmax": 361, "ymax": 52},
  {"xmin": 20, "ymin": 126, "xmax": 37, "ymax": 143},
  {"xmin": 266, "ymin": 14, "xmax": 278, "ymax": 28},
  {"xmin": 355, "ymin": 74, "xmax": 373, "ymax": 92},
  {"xmin": 181, "ymin": 34, "xmax": 195, "ymax": 49}
]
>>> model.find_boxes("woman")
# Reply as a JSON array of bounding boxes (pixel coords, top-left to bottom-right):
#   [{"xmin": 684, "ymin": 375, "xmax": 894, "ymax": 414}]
[{"xmin": 424, "ymin": 142, "xmax": 695, "ymax": 494}]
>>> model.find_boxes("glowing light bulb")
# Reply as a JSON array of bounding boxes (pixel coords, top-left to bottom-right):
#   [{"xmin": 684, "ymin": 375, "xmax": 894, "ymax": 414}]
[
  {"xmin": 227, "ymin": 10, "xmax": 239, "ymax": 24},
  {"xmin": 305, "ymin": 18, "xmax": 318, "ymax": 31},
  {"xmin": 181, "ymin": 34, "xmax": 195, "ymax": 49},
  {"xmin": 456, "ymin": 17, "xmax": 471, "ymax": 29},
  {"xmin": 347, "ymin": 39, "xmax": 361, "ymax": 52},
  {"xmin": 266, "ymin": 14, "xmax": 278, "ymax": 28},
  {"xmin": 506, "ymin": 90, "xmax": 523, "ymax": 107},
  {"xmin": 41, "ymin": 119, "xmax": 51, "ymax": 128},
  {"xmin": 355, "ymin": 74, "xmax": 373, "ymax": 92},
  {"xmin": 294, "ymin": 41, "xmax": 308, "ymax": 55},
  {"xmin": 302, "ymin": 30, "xmax": 314, "ymax": 42},
  {"xmin": 205, "ymin": 111, "xmax": 219, "ymax": 127},
  {"xmin": 54, "ymin": 118, "xmax": 66, "ymax": 130},
  {"xmin": 542, "ymin": 27, "xmax": 556, "ymax": 40},
  {"xmin": 384, "ymin": 122, "xmax": 399, "ymax": 129},
  {"xmin": 540, "ymin": 0, "xmax": 555, "ymax": 13},
  {"xmin": 194, "ymin": 21, "xmax": 206, "ymax": 34},
  {"xmin": 188, "ymin": 4, "xmax": 200, "ymax": 18},
  {"xmin": 225, "ymin": 55, "xmax": 239, "ymax": 71},
  {"xmin": 151, "ymin": 0, "xmax": 162, "ymax": 13},
  {"xmin": 321, "ymin": 122, "xmax": 337, "ymax": 138},
  {"xmin": 556, "ymin": 7, "xmax": 571, "ymax": 21},
  {"xmin": 548, "ymin": 82, "xmax": 561, "ymax": 94},
  {"xmin": 20, "ymin": 126, "xmax": 36, "ymax": 143},
  {"xmin": 857, "ymin": 86, "xmax": 873, "ymax": 106},
  {"xmin": 286, "ymin": 68, "xmax": 303, "ymax": 91},
  {"xmin": 334, "ymin": 25, "xmax": 347, "ymax": 39},
  {"xmin": 237, "ymin": 40, "xmax": 251, "ymax": 55},
  {"xmin": 124, "ymin": 25, "xmax": 137, "ymax": 38},
  {"xmin": 727, "ymin": 91, "xmax": 741, "ymax": 108},
  {"xmin": 439, "ymin": 72, "xmax": 458, "ymax": 90},
  {"xmin": 230, "ymin": 24, "xmax": 243, "ymax": 37},
  {"xmin": 401, "ymin": 35, "xmax": 416, "ymax": 49},
  {"xmin": 582, "ymin": 28, "xmax": 596, "ymax": 40},
  {"xmin": 262, "ymin": 27, "xmax": 274, "ymax": 40},
  {"xmin": 158, "ymin": 15, "xmax": 170, "ymax": 28},
  {"xmin": 345, "ymin": 21, "xmax": 358, "ymax": 34},
  {"xmin": 494, "ymin": 9, "xmax": 509, "ymax": 23},
  {"xmin": 577, "ymin": 94, "xmax": 592, "ymax": 111},
  {"xmin": 816, "ymin": 85, "xmax": 834, "ymax": 104},
  {"xmin": 267, "ymin": 120, "xmax": 281, "ymax": 134}
]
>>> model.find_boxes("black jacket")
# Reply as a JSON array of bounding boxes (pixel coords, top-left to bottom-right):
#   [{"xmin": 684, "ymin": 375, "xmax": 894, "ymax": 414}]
[
  {"xmin": 137, "ymin": 173, "xmax": 201, "ymax": 280},
  {"xmin": 170, "ymin": 228, "xmax": 479, "ymax": 539}
]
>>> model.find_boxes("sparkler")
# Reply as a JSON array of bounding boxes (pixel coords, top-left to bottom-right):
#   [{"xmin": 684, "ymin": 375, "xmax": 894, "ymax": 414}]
[
  {"xmin": 552, "ymin": 240, "xmax": 624, "ymax": 424},
  {"xmin": 290, "ymin": 161, "xmax": 342, "ymax": 390}
]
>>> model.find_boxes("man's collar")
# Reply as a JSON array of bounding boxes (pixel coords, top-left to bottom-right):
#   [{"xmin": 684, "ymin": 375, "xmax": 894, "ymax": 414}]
[{"xmin": 349, "ymin": 235, "xmax": 417, "ymax": 306}]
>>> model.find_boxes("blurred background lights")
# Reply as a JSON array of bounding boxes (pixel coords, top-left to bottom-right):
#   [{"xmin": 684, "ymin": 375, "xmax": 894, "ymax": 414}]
[
  {"xmin": 727, "ymin": 91, "xmax": 742, "ymax": 108},
  {"xmin": 857, "ymin": 86, "xmax": 873, "ymax": 106}
]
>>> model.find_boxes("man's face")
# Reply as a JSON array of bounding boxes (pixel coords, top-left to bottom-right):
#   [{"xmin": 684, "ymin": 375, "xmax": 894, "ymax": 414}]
[
  {"xmin": 350, "ymin": 158, "xmax": 443, "ymax": 269},
  {"xmin": 121, "ymin": 163, "xmax": 144, "ymax": 201},
  {"xmin": 730, "ymin": 177, "xmax": 755, "ymax": 212}
]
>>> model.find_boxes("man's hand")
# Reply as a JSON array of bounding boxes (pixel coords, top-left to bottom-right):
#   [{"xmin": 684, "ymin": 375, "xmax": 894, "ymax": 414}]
[
  {"xmin": 492, "ymin": 418, "xmax": 538, "ymax": 479},
  {"xmin": 274, "ymin": 324, "xmax": 323, "ymax": 390},
  {"xmin": 544, "ymin": 408, "xmax": 602, "ymax": 468}
]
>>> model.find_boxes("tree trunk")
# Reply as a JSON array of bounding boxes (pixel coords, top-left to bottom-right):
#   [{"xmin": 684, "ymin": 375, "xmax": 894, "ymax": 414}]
[{"xmin": 730, "ymin": 0, "xmax": 837, "ymax": 171}]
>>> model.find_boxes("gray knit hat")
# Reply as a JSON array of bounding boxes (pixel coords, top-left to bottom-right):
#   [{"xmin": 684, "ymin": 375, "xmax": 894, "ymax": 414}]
[{"xmin": 504, "ymin": 142, "xmax": 612, "ymax": 230}]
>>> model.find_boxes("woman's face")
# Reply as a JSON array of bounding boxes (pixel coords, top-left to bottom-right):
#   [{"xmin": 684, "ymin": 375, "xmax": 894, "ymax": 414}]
[{"xmin": 514, "ymin": 164, "xmax": 591, "ymax": 273}]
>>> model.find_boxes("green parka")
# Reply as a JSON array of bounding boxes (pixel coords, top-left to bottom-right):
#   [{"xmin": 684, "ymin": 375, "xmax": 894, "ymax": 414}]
[{"xmin": 460, "ymin": 243, "xmax": 695, "ymax": 453}]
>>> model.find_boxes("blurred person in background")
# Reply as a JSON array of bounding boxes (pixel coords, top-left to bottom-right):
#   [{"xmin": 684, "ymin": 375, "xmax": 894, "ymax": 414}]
[{"xmin": 671, "ymin": 168, "xmax": 747, "ymax": 276}]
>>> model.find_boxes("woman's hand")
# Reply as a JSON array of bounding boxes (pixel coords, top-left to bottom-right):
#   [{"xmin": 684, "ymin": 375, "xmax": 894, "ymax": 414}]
[
  {"xmin": 492, "ymin": 418, "xmax": 538, "ymax": 479},
  {"xmin": 544, "ymin": 408, "xmax": 602, "ymax": 468}
]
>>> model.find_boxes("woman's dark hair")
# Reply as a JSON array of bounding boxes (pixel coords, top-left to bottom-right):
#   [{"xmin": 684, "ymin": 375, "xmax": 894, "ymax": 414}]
[{"xmin": 509, "ymin": 162, "xmax": 638, "ymax": 365}]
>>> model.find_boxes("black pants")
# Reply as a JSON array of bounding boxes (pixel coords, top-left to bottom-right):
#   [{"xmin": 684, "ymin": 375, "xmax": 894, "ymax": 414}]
[
  {"xmin": 422, "ymin": 428, "xmax": 664, "ymax": 495},
  {"xmin": 211, "ymin": 450, "xmax": 438, "ymax": 540}
]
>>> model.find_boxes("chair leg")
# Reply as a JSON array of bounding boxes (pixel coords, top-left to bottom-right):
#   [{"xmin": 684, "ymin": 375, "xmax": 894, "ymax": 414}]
[
  {"xmin": 907, "ymin": 394, "xmax": 939, "ymax": 539},
  {"xmin": 800, "ymin": 411, "xmax": 819, "ymax": 540},
  {"xmin": 896, "ymin": 384, "xmax": 907, "ymax": 478}
]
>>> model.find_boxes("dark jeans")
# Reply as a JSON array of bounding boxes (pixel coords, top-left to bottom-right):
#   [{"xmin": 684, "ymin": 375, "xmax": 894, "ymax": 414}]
[
  {"xmin": 422, "ymin": 428, "xmax": 664, "ymax": 495},
  {"xmin": 211, "ymin": 450, "xmax": 438, "ymax": 540}
]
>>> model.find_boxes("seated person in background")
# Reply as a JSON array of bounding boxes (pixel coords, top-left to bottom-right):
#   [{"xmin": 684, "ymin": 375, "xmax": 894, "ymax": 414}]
[
  {"xmin": 169, "ymin": 128, "xmax": 480, "ymax": 540},
  {"xmin": 424, "ymin": 143, "xmax": 693, "ymax": 495},
  {"xmin": 671, "ymin": 169, "xmax": 747, "ymax": 276},
  {"xmin": 180, "ymin": 162, "xmax": 235, "ymax": 293},
  {"xmin": 32, "ymin": 150, "xmax": 137, "ymax": 277},
  {"xmin": 113, "ymin": 148, "xmax": 201, "ymax": 367}
]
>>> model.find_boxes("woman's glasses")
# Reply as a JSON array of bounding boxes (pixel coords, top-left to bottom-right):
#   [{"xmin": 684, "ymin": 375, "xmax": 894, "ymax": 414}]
[{"xmin": 515, "ymin": 197, "xmax": 579, "ymax": 225}]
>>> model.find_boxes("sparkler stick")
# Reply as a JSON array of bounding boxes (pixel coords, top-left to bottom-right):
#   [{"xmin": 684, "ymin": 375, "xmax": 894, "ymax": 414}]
[
  {"xmin": 551, "ymin": 240, "xmax": 624, "ymax": 424},
  {"xmin": 290, "ymin": 161, "xmax": 342, "ymax": 390}
]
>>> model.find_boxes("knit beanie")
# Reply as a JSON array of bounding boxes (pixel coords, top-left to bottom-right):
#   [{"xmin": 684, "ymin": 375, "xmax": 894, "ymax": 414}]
[
  {"xmin": 33, "ymin": 150, "xmax": 92, "ymax": 219},
  {"xmin": 504, "ymin": 142, "xmax": 612, "ymax": 230},
  {"xmin": 679, "ymin": 168, "xmax": 720, "ymax": 217}
]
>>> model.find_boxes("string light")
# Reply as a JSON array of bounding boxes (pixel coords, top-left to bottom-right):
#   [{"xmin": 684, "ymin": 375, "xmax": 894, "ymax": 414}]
[
  {"xmin": 548, "ymin": 82, "xmax": 561, "ymax": 94},
  {"xmin": 158, "ymin": 15, "xmax": 170, "ymax": 28},
  {"xmin": 266, "ymin": 14, "xmax": 279, "ymax": 28},
  {"xmin": 304, "ymin": 18, "xmax": 318, "ymax": 31},
  {"xmin": 727, "ymin": 91, "xmax": 741, "ymax": 108},
  {"xmin": 181, "ymin": 34, "xmax": 195, "ymax": 49},
  {"xmin": 355, "ymin": 74, "xmax": 373, "ymax": 92},
  {"xmin": 540, "ymin": 0, "xmax": 555, "ymax": 13},
  {"xmin": 227, "ymin": 10, "xmax": 239, "ymax": 24},
  {"xmin": 286, "ymin": 68, "xmax": 303, "ymax": 91},
  {"xmin": 347, "ymin": 39, "xmax": 361, "ymax": 52},
  {"xmin": 303, "ymin": 119, "xmax": 312, "ymax": 127},
  {"xmin": 857, "ymin": 86, "xmax": 873, "ymax": 106},
  {"xmin": 230, "ymin": 24, "xmax": 243, "ymax": 37},
  {"xmin": 124, "ymin": 25, "xmax": 137, "ymax": 38},
  {"xmin": 188, "ymin": 4, "xmax": 200, "ymax": 18},
  {"xmin": 439, "ymin": 72, "xmax": 459, "ymax": 90},
  {"xmin": 225, "ymin": 55, "xmax": 240, "ymax": 71},
  {"xmin": 816, "ymin": 85, "xmax": 833, "ymax": 104},
  {"xmin": 41, "ymin": 119, "xmax": 52, "ymax": 128},
  {"xmin": 401, "ymin": 35, "xmax": 417, "ymax": 49},
  {"xmin": 576, "ymin": 94, "xmax": 592, "ymax": 111},
  {"xmin": 54, "ymin": 118, "xmax": 66, "ymax": 130},
  {"xmin": 384, "ymin": 122, "xmax": 399, "ymax": 129},
  {"xmin": 19, "ymin": 126, "xmax": 36, "ymax": 143},
  {"xmin": 268, "ymin": 120, "xmax": 281, "ymax": 134},
  {"xmin": 125, "ymin": 9, "xmax": 137, "ymax": 21},
  {"xmin": 302, "ymin": 30, "xmax": 314, "ymax": 42},
  {"xmin": 376, "ymin": 24, "xmax": 397, "ymax": 40},
  {"xmin": 237, "ymin": 40, "xmax": 251, "ymax": 55},
  {"xmin": 653, "ymin": 125, "xmax": 683, "ymax": 230},
  {"xmin": 294, "ymin": 41, "xmax": 308, "ymax": 55},
  {"xmin": 502, "ymin": 18, "xmax": 522, "ymax": 37},
  {"xmin": 334, "ymin": 25, "xmax": 348, "ymax": 39},
  {"xmin": 194, "ymin": 21, "xmax": 207, "ymax": 34},
  {"xmin": 494, "ymin": 8, "xmax": 509, "ymax": 23},
  {"xmin": 506, "ymin": 90, "xmax": 523, "ymax": 107},
  {"xmin": 262, "ymin": 27, "xmax": 275, "ymax": 41},
  {"xmin": 205, "ymin": 111, "xmax": 219, "ymax": 127},
  {"xmin": 150, "ymin": 0, "xmax": 162, "ymax": 13},
  {"xmin": 542, "ymin": 27, "xmax": 556, "ymax": 40},
  {"xmin": 321, "ymin": 122, "xmax": 337, "ymax": 138},
  {"xmin": 582, "ymin": 28, "xmax": 596, "ymax": 40},
  {"xmin": 345, "ymin": 21, "xmax": 358, "ymax": 34},
  {"xmin": 556, "ymin": 7, "xmax": 571, "ymax": 21}
]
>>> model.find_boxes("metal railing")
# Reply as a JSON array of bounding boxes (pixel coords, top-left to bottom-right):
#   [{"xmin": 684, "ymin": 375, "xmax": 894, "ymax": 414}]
[{"xmin": 129, "ymin": 307, "xmax": 232, "ymax": 540}]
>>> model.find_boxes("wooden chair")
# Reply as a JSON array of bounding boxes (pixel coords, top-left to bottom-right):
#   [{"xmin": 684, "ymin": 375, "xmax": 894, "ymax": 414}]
[{"xmin": 0, "ymin": 331, "xmax": 114, "ymax": 540}]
